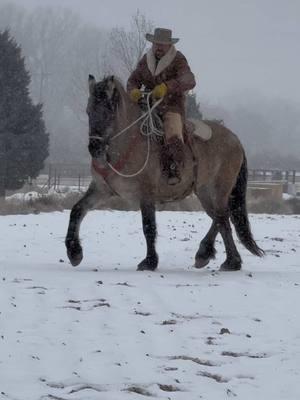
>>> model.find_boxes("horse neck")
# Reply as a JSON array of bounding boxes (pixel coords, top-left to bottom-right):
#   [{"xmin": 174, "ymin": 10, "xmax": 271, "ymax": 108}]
[{"xmin": 112, "ymin": 96, "xmax": 141, "ymax": 148}]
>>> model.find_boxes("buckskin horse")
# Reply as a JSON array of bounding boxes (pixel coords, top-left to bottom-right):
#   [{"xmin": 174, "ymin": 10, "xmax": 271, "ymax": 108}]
[{"xmin": 65, "ymin": 75, "xmax": 263, "ymax": 271}]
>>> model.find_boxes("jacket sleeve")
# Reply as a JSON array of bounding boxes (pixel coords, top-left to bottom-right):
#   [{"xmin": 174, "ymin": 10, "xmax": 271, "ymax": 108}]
[
  {"xmin": 165, "ymin": 53, "xmax": 196, "ymax": 94},
  {"xmin": 126, "ymin": 56, "xmax": 146, "ymax": 93}
]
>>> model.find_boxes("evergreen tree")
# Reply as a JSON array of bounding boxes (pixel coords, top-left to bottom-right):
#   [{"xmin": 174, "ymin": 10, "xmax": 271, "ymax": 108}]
[
  {"xmin": 0, "ymin": 30, "xmax": 48, "ymax": 197},
  {"xmin": 186, "ymin": 92, "xmax": 202, "ymax": 120}
]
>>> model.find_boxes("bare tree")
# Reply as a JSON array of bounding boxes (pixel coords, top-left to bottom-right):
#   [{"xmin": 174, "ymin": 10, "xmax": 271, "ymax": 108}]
[
  {"xmin": 66, "ymin": 25, "xmax": 108, "ymax": 123},
  {"xmin": 104, "ymin": 10, "xmax": 154, "ymax": 81}
]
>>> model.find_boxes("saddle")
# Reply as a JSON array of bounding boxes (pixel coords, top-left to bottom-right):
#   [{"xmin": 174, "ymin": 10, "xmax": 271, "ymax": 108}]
[{"xmin": 184, "ymin": 119, "xmax": 212, "ymax": 143}]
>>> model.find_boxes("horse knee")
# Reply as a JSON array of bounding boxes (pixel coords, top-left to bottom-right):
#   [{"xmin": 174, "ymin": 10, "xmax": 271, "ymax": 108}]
[{"xmin": 71, "ymin": 204, "xmax": 82, "ymax": 219}]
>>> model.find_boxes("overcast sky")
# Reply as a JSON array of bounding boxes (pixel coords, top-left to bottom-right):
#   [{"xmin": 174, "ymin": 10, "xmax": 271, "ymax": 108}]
[{"xmin": 7, "ymin": 0, "xmax": 300, "ymax": 104}]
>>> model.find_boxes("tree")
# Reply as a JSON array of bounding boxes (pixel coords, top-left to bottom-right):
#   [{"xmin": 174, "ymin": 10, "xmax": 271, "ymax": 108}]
[
  {"xmin": 0, "ymin": 3, "xmax": 110, "ymax": 164},
  {"xmin": 104, "ymin": 10, "xmax": 154, "ymax": 81},
  {"xmin": 186, "ymin": 92, "xmax": 203, "ymax": 120},
  {"xmin": 0, "ymin": 30, "xmax": 48, "ymax": 197}
]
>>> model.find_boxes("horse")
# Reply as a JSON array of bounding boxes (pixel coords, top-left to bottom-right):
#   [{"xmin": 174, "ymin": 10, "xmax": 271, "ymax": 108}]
[{"xmin": 65, "ymin": 75, "xmax": 264, "ymax": 271}]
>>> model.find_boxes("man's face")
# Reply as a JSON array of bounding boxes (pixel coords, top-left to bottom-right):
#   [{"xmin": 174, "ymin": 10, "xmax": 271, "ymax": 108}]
[{"xmin": 152, "ymin": 42, "xmax": 172, "ymax": 60}]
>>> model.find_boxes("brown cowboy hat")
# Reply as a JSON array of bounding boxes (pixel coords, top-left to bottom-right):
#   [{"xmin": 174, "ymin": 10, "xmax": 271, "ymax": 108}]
[{"xmin": 145, "ymin": 28, "xmax": 179, "ymax": 44}]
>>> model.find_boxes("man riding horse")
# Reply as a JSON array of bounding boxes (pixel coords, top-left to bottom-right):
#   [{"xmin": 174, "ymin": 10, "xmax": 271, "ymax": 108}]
[{"xmin": 127, "ymin": 27, "xmax": 196, "ymax": 185}]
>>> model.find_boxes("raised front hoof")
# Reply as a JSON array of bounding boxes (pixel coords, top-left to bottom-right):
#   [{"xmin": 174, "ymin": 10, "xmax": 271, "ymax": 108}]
[
  {"xmin": 194, "ymin": 257, "xmax": 210, "ymax": 269},
  {"xmin": 137, "ymin": 256, "xmax": 158, "ymax": 271},
  {"xmin": 220, "ymin": 258, "xmax": 242, "ymax": 271},
  {"xmin": 66, "ymin": 241, "xmax": 83, "ymax": 267}
]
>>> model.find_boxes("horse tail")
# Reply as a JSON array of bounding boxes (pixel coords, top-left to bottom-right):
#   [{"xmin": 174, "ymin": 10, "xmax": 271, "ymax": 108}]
[{"xmin": 229, "ymin": 153, "xmax": 264, "ymax": 257}]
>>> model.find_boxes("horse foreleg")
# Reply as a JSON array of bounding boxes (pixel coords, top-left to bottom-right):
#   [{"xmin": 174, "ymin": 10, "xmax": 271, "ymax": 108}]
[
  {"xmin": 216, "ymin": 215, "xmax": 242, "ymax": 271},
  {"xmin": 137, "ymin": 200, "xmax": 158, "ymax": 271},
  {"xmin": 65, "ymin": 183, "xmax": 100, "ymax": 266},
  {"xmin": 194, "ymin": 220, "xmax": 218, "ymax": 268}
]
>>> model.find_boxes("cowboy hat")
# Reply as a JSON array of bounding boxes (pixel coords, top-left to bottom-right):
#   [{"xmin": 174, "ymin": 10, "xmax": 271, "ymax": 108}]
[{"xmin": 145, "ymin": 28, "xmax": 179, "ymax": 44}]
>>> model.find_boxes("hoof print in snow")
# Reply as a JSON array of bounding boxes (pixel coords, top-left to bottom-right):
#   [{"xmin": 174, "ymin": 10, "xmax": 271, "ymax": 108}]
[
  {"xmin": 206, "ymin": 336, "xmax": 217, "ymax": 345},
  {"xmin": 62, "ymin": 298, "xmax": 110, "ymax": 311},
  {"xmin": 222, "ymin": 351, "xmax": 268, "ymax": 359},
  {"xmin": 226, "ymin": 388, "xmax": 237, "ymax": 397},
  {"xmin": 158, "ymin": 383, "xmax": 183, "ymax": 392},
  {"xmin": 168, "ymin": 355, "xmax": 216, "ymax": 367},
  {"xmin": 219, "ymin": 328, "xmax": 231, "ymax": 335},
  {"xmin": 197, "ymin": 371, "xmax": 229, "ymax": 383},
  {"xmin": 134, "ymin": 310, "xmax": 151, "ymax": 316},
  {"xmin": 161, "ymin": 319, "xmax": 177, "ymax": 325},
  {"xmin": 116, "ymin": 281, "xmax": 134, "ymax": 287},
  {"xmin": 125, "ymin": 386, "xmax": 153, "ymax": 397}
]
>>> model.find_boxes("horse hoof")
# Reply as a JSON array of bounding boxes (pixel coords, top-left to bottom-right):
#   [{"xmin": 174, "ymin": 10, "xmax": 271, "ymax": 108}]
[
  {"xmin": 137, "ymin": 257, "xmax": 158, "ymax": 271},
  {"xmin": 68, "ymin": 252, "xmax": 83, "ymax": 267},
  {"xmin": 220, "ymin": 259, "xmax": 241, "ymax": 271},
  {"xmin": 194, "ymin": 257, "xmax": 210, "ymax": 269},
  {"xmin": 66, "ymin": 241, "xmax": 83, "ymax": 267}
]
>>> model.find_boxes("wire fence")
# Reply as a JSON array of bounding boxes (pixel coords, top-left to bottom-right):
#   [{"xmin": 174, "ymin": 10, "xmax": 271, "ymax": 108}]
[{"xmin": 26, "ymin": 163, "xmax": 300, "ymax": 194}]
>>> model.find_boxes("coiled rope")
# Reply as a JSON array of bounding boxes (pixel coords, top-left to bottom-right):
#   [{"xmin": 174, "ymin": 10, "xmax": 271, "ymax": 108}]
[{"xmin": 91, "ymin": 92, "xmax": 164, "ymax": 178}]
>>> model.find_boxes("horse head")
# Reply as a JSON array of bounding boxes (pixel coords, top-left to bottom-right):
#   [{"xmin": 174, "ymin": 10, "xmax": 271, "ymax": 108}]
[{"xmin": 86, "ymin": 75, "xmax": 121, "ymax": 159}]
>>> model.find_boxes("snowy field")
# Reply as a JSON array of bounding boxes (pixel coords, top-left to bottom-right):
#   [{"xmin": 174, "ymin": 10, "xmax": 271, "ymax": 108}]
[{"xmin": 0, "ymin": 210, "xmax": 299, "ymax": 400}]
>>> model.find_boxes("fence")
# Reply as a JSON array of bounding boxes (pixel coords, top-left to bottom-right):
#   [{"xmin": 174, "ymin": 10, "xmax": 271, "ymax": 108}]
[
  {"xmin": 35, "ymin": 163, "xmax": 92, "ymax": 191},
  {"xmin": 248, "ymin": 169, "xmax": 300, "ymax": 184},
  {"xmin": 30, "ymin": 163, "xmax": 300, "ymax": 192}
]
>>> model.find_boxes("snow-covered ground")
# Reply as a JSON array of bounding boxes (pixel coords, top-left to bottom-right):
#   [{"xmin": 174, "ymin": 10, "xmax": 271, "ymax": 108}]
[{"xmin": 0, "ymin": 210, "xmax": 299, "ymax": 400}]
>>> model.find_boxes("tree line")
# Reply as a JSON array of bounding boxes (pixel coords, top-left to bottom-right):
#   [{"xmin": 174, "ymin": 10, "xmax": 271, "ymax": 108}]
[
  {"xmin": 0, "ymin": 2, "xmax": 299, "ymax": 197},
  {"xmin": 0, "ymin": 4, "xmax": 203, "ymax": 196}
]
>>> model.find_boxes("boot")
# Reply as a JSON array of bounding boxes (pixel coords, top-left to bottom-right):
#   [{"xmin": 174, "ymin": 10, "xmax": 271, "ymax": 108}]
[{"xmin": 161, "ymin": 137, "xmax": 185, "ymax": 185}]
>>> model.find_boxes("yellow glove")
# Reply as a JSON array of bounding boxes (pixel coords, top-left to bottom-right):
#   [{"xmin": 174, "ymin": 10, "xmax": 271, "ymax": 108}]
[
  {"xmin": 152, "ymin": 83, "xmax": 168, "ymax": 99},
  {"xmin": 130, "ymin": 88, "xmax": 142, "ymax": 102}
]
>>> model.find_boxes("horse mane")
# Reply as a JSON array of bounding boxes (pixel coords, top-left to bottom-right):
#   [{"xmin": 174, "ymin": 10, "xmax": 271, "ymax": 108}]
[
  {"xmin": 109, "ymin": 76, "xmax": 140, "ymax": 126},
  {"xmin": 112, "ymin": 77, "xmax": 129, "ymax": 120},
  {"xmin": 94, "ymin": 75, "xmax": 140, "ymax": 130}
]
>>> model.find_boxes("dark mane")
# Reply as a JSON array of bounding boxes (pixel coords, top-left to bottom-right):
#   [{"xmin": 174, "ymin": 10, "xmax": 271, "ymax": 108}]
[
  {"xmin": 94, "ymin": 79, "xmax": 109, "ymax": 101},
  {"xmin": 93, "ymin": 76, "xmax": 128, "ymax": 114}
]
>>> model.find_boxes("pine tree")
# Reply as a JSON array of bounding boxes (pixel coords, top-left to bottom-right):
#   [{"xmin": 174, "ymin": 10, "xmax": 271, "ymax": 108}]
[
  {"xmin": 0, "ymin": 30, "xmax": 48, "ymax": 197},
  {"xmin": 186, "ymin": 92, "xmax": 203, "ymax": 120}
]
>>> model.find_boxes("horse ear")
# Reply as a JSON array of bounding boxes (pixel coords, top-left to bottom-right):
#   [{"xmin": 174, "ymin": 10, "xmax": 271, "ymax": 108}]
[{"xmin": 88, "ymin": 74, "xmax": 96, "ymax": 94}]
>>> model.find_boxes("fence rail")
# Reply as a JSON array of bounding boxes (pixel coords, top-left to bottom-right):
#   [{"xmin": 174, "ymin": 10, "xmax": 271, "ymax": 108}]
[{"xmin": 31, "ymin": 163, "xmax": 300, "ymax": 192}]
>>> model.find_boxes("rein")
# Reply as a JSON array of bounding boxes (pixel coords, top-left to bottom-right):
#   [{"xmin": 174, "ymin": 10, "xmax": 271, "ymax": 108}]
[{"xmin": 90, "ymin": 92, "xmax": 163, "ymax": 178}]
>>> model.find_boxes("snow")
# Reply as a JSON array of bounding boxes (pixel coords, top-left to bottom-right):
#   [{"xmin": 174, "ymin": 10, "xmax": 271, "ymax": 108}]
[{"xmin": 0, "ymin": 210, "xmax": 300, "ymax": 400}]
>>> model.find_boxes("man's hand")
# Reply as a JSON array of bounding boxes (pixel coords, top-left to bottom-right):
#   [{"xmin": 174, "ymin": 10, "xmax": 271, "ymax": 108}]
[
  {"xmin": 130, "ymin": 88, "xmax": 142, "ymax": 102},
  {"xmin": 152, "ymin": 83, "xmax": 168, "ymax": 99}
]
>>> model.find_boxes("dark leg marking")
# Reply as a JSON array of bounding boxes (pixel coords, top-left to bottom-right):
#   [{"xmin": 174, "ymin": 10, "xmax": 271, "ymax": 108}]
[{"xmin": 137, "ymin": 200, "xmax": 158, "ymax": 271}]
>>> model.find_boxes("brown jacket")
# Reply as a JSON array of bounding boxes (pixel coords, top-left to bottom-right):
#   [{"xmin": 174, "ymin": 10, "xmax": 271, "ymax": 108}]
[{"xmin": 127, "ymin": 46, "xmax": 196, "ymax": 117}]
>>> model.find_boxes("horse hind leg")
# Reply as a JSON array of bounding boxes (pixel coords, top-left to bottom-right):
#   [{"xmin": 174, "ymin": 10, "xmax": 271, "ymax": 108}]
[
  {"xmin": 200, "ymin": 196, "xmax": 242, "ymax": 271},
  {"xmin": 216, "ymin": 214, "xmax": 242, "ymax": 271},
  {"xmin": 194, "ymin": 219, "xmax": 218, "ymax": 268},
  {"xmin": 194, "ymin": 190, "xmax": 218, "ymax": 268},
  {"xmin": 137, "ymin": 199, "xmax": 158, "ymax": 271},
  {"xmin": 65, "ymin": 182, "xmax": 100, "ymax": 266}
]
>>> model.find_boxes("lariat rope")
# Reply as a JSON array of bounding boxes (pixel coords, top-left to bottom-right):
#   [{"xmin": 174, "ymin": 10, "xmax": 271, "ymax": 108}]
[{"xmin": 90, "ymin": 92, "xmax": 164, "ymax": 178}]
